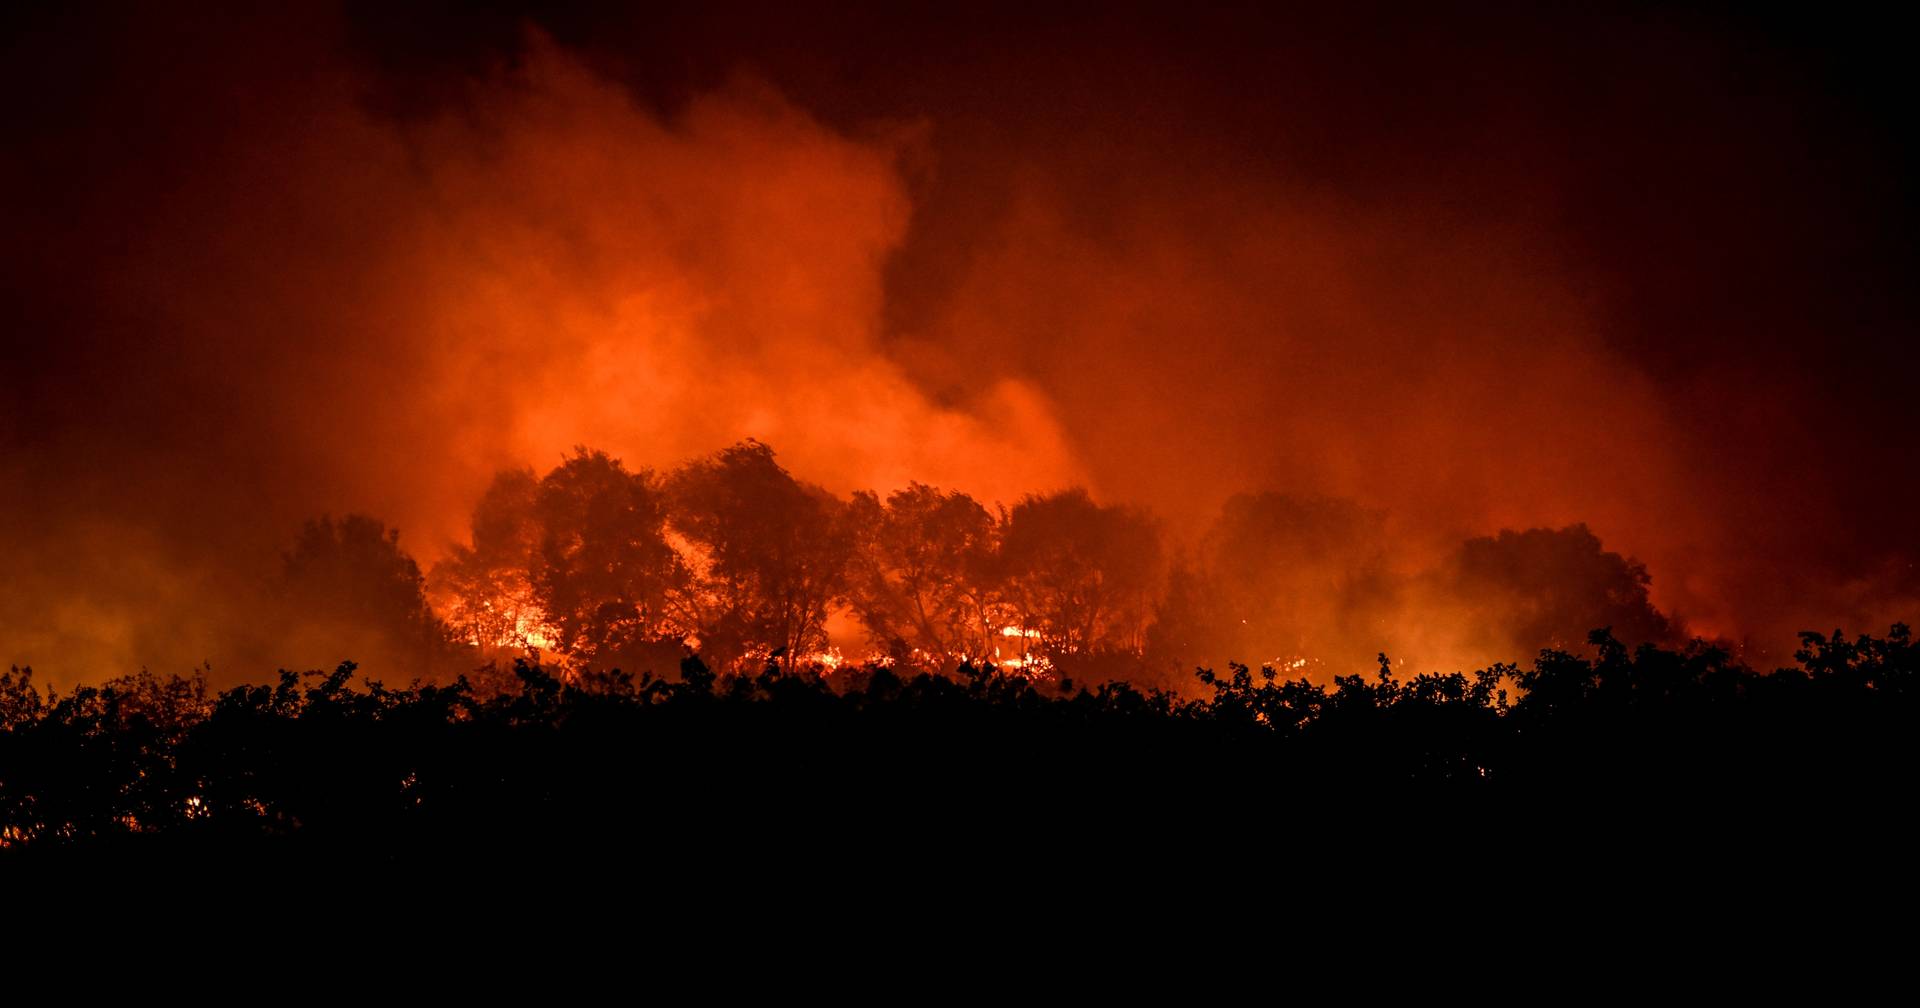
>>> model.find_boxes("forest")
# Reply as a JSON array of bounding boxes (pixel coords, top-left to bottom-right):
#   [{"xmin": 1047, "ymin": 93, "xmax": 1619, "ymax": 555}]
[
  {"xmin": 252, "ymin": 439, "xmax": 1683, "ymax": 694},
  {"xmin": 3, "ymin": 439, "xmax": 1912, "ymax": 860}
]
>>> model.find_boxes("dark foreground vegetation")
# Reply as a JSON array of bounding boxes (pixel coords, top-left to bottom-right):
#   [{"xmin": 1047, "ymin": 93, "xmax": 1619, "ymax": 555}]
[{"xmin": 3, "ymin": 625, "xmax": 1914, "ymax": 873}]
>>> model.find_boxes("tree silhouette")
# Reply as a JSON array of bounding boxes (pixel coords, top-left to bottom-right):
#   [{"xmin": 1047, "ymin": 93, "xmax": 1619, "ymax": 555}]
[
  {"xmin": 1430, "ymin": 524, "xmax": 1677, "ymax": 659},
  {"xmin": 430, "ymin": 466, "xmax": 549, "ymax": 653},
  {"xmin": 844, "ymin": 483, "xmax": 1001, "ymax": 666},
  {"xmin": 0, "ymin": 666, "xmax": 44, "ymax": 731},
  {"xmin": 275, "ymin": 514, "xmax": 448, "ymax": 678},
  {"xmin": 999, "ymin": 489, "xmax": 1162, "ymax": 659},
  {"xmin": 530, "ymin": 449, "xmax": 686, "ymax": 675},
  {"xmin": 665, "ymin": 440, "xmax": 850, "ymax": 670}
]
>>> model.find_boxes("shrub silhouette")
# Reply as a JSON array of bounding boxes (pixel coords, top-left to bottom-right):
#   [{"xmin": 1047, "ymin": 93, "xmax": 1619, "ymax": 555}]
[{"xmin": 3, "ymin": 625, "xmax": 1912, "ymax": 862}]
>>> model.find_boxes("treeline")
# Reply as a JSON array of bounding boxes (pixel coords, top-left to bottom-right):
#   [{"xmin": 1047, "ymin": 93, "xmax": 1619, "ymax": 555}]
[
  {"xmin": 425, "ymin": 440, "xmax": 1160, "ymax": 677},
  {"xmin": 278, "ymin": 439, "xmax": 1678, "ymax": 686},
  {"xmin": 2, "ymin": 625, "xmax": 1912, "ymax": 854}
]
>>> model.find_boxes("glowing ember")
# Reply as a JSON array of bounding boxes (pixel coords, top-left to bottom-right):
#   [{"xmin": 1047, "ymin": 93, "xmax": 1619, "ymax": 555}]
[
  {"xmin": 447, "ymin": 595, "xmax": 561, "ymax": 652},
  {"xmin": 803, "ymin": 648, "xmax": 847, "ymax": 669}
]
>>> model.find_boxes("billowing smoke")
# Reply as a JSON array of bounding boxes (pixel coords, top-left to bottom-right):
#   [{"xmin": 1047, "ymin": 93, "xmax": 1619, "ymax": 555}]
[
  {"xmin": 3, "ymin": 6, "xmax": 1913, "ymax": 687},
  {"xmin": 2, "ymin": 14, "xmax": 1078, "ymax": 684}
]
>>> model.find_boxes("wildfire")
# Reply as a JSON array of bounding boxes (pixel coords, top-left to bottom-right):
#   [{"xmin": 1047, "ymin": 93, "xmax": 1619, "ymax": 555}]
[
  {"xmin": 512, "ymin": 612, "xmax": 560, "ymax": 651},
  {"xmin": 433, "ymin": 555, "xmax": 1071, "ymax": 683},
  {"xmin": 791, "ymin": 627, "xmax": 1054, "ymax": 678},
  {"xmin": 450, "ymin": 597, "xmax": 560, "ymax": 652},
  {"xmin": 991, "ymin": 624, "xmax": 1052, "ymax": 675}
]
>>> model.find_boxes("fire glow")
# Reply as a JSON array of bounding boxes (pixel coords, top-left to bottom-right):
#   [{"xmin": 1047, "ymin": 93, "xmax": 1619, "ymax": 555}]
[{"xmin": 3, "ymin": 8, "xmax": 1914, "ymax": 689}]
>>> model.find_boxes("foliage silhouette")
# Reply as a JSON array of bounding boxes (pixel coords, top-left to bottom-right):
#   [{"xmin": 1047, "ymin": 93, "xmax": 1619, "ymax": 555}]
[
  {"xmin": 22, "ymin": 439, "xmax": 1910, "ymax": 867},
  {"xmin": 843, "ymin": 482, "xmax": 1002, "ymax": 665},
  {"xmin": 275, "ymin": 514, "xmax": 450, "ymax": 677},
  {"xmin": 4, "ymin": 624, "xmax": 1911, "ymax": 861},
  {"xmin": 663, "ymin": 439, "xmax": 851, "ymax": 670},
  {"xmin": 531, "ymin": 448, "xmax": 686, "ymax": 672},
  {"xmin": 999, "ymin": 488, "xmax": 1162, "ymax": 657},
  {"xmin": 406, "ymin": 441, "xmax": 1727, "ymax": 694}
]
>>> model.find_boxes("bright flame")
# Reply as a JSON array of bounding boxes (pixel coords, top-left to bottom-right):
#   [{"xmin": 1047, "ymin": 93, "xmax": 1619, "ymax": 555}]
[
  {"xmin": 803, "ymin": 647, "xmax": 847, "ymax": 669},
  {"xmin": 447, "ymin": 595, "xmax": 560, "ymax": 652}
]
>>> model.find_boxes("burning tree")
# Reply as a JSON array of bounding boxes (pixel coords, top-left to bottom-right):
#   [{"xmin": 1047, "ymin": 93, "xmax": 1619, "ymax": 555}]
[
  {"xmin": 664, "ymin": 440, "xmax": 851, "ymax": 670},
  {"xmin": 530, "ymin": 449, "xmax": 687, "ymax": 672},
  {"xmin": 843, "ymin": 483, "xmax": 1003, "ymax": 665},
  {"xmin": 430, "ymin": 451, "xmax": 688, "ymax": 677},
  {"xmin": 430, "ymin": 467, "xmax": 553, "ymax": 653},
  {"xmin": 998, "ymin": 489, "xmax": 1162, "ymax": 659}
]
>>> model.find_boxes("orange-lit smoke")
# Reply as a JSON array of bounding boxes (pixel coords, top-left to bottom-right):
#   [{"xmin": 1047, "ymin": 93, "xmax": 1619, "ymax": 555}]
[
  {"xmin": 214, "ymin": 37, "xmax": 1074, "ymax": 561},
  {"xmin": 2, "ymin": 10, "xmax": 1911, "ymax": 686},
  {"xmin": 2, "ymin": 25, "xmax": 1084, "ymax": 683},
  {"xmin": 395, "ymin": 45, "xmax": 1085, "ymax": 529},
  {"xmin": 920, "ymin": 177, "xmax": 1728, "ymax": 628}
]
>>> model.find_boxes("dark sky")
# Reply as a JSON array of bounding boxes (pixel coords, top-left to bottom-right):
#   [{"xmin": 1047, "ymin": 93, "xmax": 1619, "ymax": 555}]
[{"xmin": 3, "ymin": 2, "xmax": 1915, "ymax": 678}]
